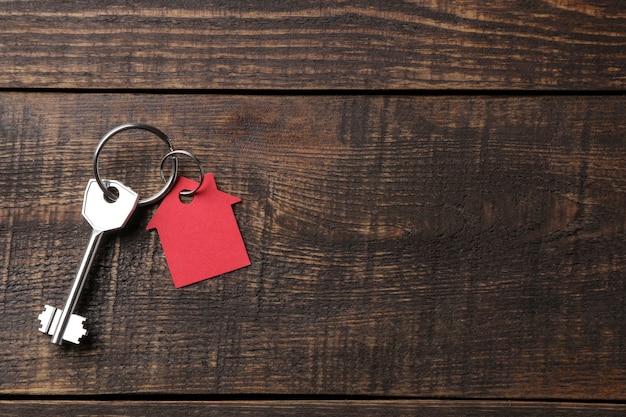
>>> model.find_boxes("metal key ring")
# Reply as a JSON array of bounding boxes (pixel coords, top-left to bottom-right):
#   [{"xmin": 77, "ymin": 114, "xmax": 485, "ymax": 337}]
[
  {"xmin": 159, "ymin": 150, "xmax": 204, "ymax": 196},
  {"xmin": 93, "ymin": 123, "xmax": 179, "ymax": 207}
]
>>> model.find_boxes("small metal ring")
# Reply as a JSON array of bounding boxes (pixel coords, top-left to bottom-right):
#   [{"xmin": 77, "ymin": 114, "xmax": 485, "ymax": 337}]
[
  {"xmin": 159, "ymin": 150, "xmax": 204, "ymax": 196},
  {"xmin": 93, "ymin": 123, "xmax": 179, "ymax": 207}
]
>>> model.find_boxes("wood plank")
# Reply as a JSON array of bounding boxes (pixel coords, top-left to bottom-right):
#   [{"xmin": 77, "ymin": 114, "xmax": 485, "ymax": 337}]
[
  {"xmin": 1, "ymin": 1, "xmax": 625, "ymax": 90},
  {"xmin": 0, "ymin": 93, "xmax": 625, "ymax": 399},
  {"xmin": 1, "ymin": 400, "xmax": 625, "ymax": 417}
]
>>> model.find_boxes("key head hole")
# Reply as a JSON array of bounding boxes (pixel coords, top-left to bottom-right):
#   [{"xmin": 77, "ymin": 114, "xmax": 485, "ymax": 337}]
[
  {"xmin": 104, "ymin": 186, "xmax": 120, "ymax": 203},
  {"xmin": 179, "ymin": 190, "xmax": 194, "ymax": 204}
]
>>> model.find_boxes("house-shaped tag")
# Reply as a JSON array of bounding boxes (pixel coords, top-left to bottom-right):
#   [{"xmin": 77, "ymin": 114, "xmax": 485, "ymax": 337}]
[{"xmin": 147, "ymin": 175, "xmax": 250, "ymax": 288}]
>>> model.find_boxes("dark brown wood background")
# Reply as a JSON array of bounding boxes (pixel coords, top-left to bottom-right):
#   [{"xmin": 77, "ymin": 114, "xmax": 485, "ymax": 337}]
[{"xmin": 1, "ymin": 1, "xmax": 625, "ymax": 416}]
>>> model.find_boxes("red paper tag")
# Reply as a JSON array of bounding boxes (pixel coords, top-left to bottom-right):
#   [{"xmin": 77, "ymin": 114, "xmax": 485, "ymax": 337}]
[{"xmin": 147, "ymin": 175, "xmax": 250, "ymax": 288}]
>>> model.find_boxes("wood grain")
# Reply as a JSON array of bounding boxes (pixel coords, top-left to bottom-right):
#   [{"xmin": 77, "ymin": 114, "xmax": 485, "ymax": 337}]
[
  {"xmin": 0, "ymin": 93, "xmax": 624, "ymax": 399},
  {"xmin": 1, "ymin": 400, "xmax": 626, "ymax": 417},
  {"xmin": 0, "ymin": 1, "xmax": 625, "ymax": 90}
]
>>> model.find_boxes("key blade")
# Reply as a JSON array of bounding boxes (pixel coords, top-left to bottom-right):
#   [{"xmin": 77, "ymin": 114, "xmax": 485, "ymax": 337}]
[{"xmin": 82, "ymin": 179, "xmax": 139, "ymax": 232}]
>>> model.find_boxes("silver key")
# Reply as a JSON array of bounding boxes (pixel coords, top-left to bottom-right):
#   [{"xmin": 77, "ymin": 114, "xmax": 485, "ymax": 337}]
[{"xmin": 38, "ymin": 179, "xmax": 139, "ymax": 345}]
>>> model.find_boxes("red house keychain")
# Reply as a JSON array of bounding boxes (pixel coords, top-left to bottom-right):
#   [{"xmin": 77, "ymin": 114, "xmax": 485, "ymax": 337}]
[{"xmin": 147, "ymin": 151, "xmax": 250, "ymax": 288}]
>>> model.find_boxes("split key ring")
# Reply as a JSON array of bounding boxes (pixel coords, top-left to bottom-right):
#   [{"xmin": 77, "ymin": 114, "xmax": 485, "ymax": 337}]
[{"xmin": 93, "ymin": 123, "xmax": 179, "ymax": 207}]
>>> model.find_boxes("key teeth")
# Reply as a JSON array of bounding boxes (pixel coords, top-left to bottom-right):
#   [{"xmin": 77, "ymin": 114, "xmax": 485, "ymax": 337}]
[
  {"xmin": 38, "ymin": 305, "xmax": 56, "ymax": 334},
  {"xmin": 38, "ymin": 305, "xmax": 88, "ymax": 344},
  {"xmin": 63, "ymin": 315, "xmax": 88, "ymax": 344}
]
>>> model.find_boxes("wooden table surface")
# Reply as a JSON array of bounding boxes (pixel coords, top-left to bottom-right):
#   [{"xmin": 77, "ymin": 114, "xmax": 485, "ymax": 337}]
[{"xmin": 1, "ymin": 2, "xmax": 625, "ymax": 416}]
